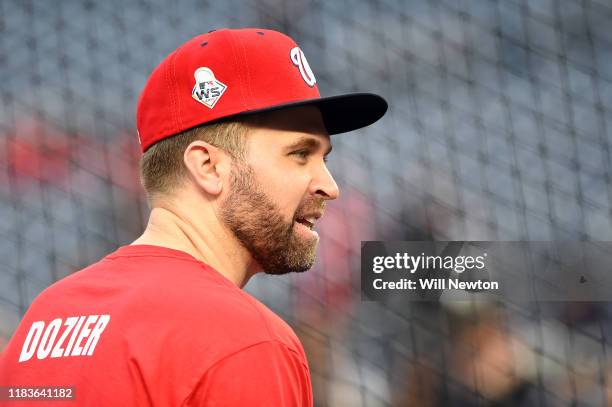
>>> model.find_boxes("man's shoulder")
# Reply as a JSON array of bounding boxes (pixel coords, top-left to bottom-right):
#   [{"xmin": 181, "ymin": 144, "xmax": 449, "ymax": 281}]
[
  {"xmin": 233, "ymin": 290, "xmax": 304, "ymax": 350},
  {"xmin": 172, "ymin": 277, "xmax": 302, "ymax": 352},
  {"xmin": 22, "ymin": 248, "xmax": 304, "ymax": 363},
  {"xmin": 4, "ymin": 248, "xmax": 309, "ymax": 403}
]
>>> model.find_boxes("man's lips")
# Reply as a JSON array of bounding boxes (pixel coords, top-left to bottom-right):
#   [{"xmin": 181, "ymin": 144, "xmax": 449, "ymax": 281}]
[{"xmin": 295, "ymin": 211, "xmax": 323, "ymax": 230}]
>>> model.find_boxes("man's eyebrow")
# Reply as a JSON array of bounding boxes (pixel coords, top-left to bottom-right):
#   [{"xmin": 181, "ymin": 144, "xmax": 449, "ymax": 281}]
[{"xmin": 285, "ymin": 137, "xmax": 333, "ymax": 155}]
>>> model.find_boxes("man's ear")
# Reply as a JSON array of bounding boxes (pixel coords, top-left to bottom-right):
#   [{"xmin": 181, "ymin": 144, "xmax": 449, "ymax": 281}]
[{"xmin": 183, "ymin": 141, "xmax": 227, "ymax": 196}]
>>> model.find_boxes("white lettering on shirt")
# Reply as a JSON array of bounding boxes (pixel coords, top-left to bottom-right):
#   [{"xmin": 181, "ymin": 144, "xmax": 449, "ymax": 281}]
[
  {"xmin": 18, "ymin": 321, "xmax": 44, "ymax": 362},
  {"xmin": 50, "ymin": 316, "xmax": 79, "ymax": 358},
  {"xmin": 18, "ymin": 315, "xmax": 111, "ymax": 362}
]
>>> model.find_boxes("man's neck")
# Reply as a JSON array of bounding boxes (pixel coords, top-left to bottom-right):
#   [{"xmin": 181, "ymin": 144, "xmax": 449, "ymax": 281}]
[{"xmin": 130, "ymin": 206, "xmax": 257, "ymax": 288}]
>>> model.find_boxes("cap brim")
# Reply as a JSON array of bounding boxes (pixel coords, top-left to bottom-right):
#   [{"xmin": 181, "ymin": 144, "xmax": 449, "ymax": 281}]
[{"xmin": 235, "ymin": 93, "xmax": 388, "ymax": 135}]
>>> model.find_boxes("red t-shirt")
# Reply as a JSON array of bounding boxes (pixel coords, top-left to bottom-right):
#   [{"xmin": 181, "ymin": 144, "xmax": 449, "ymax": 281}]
[{"xmin": 0, "ymin": 245, "xmax": 313, "ymax": 406}]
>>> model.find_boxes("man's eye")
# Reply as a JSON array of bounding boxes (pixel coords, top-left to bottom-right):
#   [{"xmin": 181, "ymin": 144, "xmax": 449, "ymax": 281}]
[{"xmin": 292, "ymin": 150, "xmax": 309, "ymax": 159}]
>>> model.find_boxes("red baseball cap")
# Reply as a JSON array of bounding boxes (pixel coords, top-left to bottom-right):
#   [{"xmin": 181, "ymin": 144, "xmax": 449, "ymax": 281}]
[{"xmin": 136, "ymin": 28, "xmax": 388, "ymax": 152}]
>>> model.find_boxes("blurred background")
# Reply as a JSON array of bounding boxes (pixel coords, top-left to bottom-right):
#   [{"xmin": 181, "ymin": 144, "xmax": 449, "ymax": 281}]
[{"xmin": 1, "ymin": 0, "xmax": 611, "ymax": 405}]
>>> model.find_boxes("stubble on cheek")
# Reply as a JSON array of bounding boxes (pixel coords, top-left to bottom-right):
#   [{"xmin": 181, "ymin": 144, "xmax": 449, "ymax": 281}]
[{"xmin": 220, "ymin": 161, "xmax": 320, "ymax": 275}]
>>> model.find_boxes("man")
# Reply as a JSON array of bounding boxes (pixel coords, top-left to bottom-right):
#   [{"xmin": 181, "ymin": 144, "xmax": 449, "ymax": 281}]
[{"xmin": 0, "ymin": 28, "xmax": 386, "ymax": 406}]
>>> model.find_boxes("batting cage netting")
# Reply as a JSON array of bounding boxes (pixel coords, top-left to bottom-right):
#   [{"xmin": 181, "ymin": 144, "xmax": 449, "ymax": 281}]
[{"xmin": 1, "ymin": 0, "xmax": 611, "ymax": 405}]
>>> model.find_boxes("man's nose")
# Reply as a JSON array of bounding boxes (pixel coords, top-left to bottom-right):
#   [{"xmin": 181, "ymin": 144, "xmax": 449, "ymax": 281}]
[{"xmin": 312, "ymin": 165, "xmax": 340, "ymax": 200}]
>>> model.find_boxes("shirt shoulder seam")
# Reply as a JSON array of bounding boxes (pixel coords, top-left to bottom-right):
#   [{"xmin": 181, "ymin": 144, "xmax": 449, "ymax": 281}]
[
  {"xmin": 104, "ymin": 255, "xmax": 237, "ymax": 289},
  {"xmin": 105, "ymin": 253, "xmax": 200, "ymax": 262}
]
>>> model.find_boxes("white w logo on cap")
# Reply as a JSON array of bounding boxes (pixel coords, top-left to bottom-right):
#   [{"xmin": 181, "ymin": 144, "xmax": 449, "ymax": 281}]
[{"xmin": 290, "ymin": 47, "xmax": 317, "ymax": 87}]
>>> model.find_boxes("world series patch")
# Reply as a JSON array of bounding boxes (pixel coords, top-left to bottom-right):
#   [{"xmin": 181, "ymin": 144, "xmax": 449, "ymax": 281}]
[{"xmin": 192, "ymin": 67, "xmax": 227, "ymax": 109}]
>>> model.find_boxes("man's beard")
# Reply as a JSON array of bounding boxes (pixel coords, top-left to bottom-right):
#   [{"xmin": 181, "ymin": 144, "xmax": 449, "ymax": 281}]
[{"xmin": 220, "ymin": 160, "xmax": 324, "ymax": 275}]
